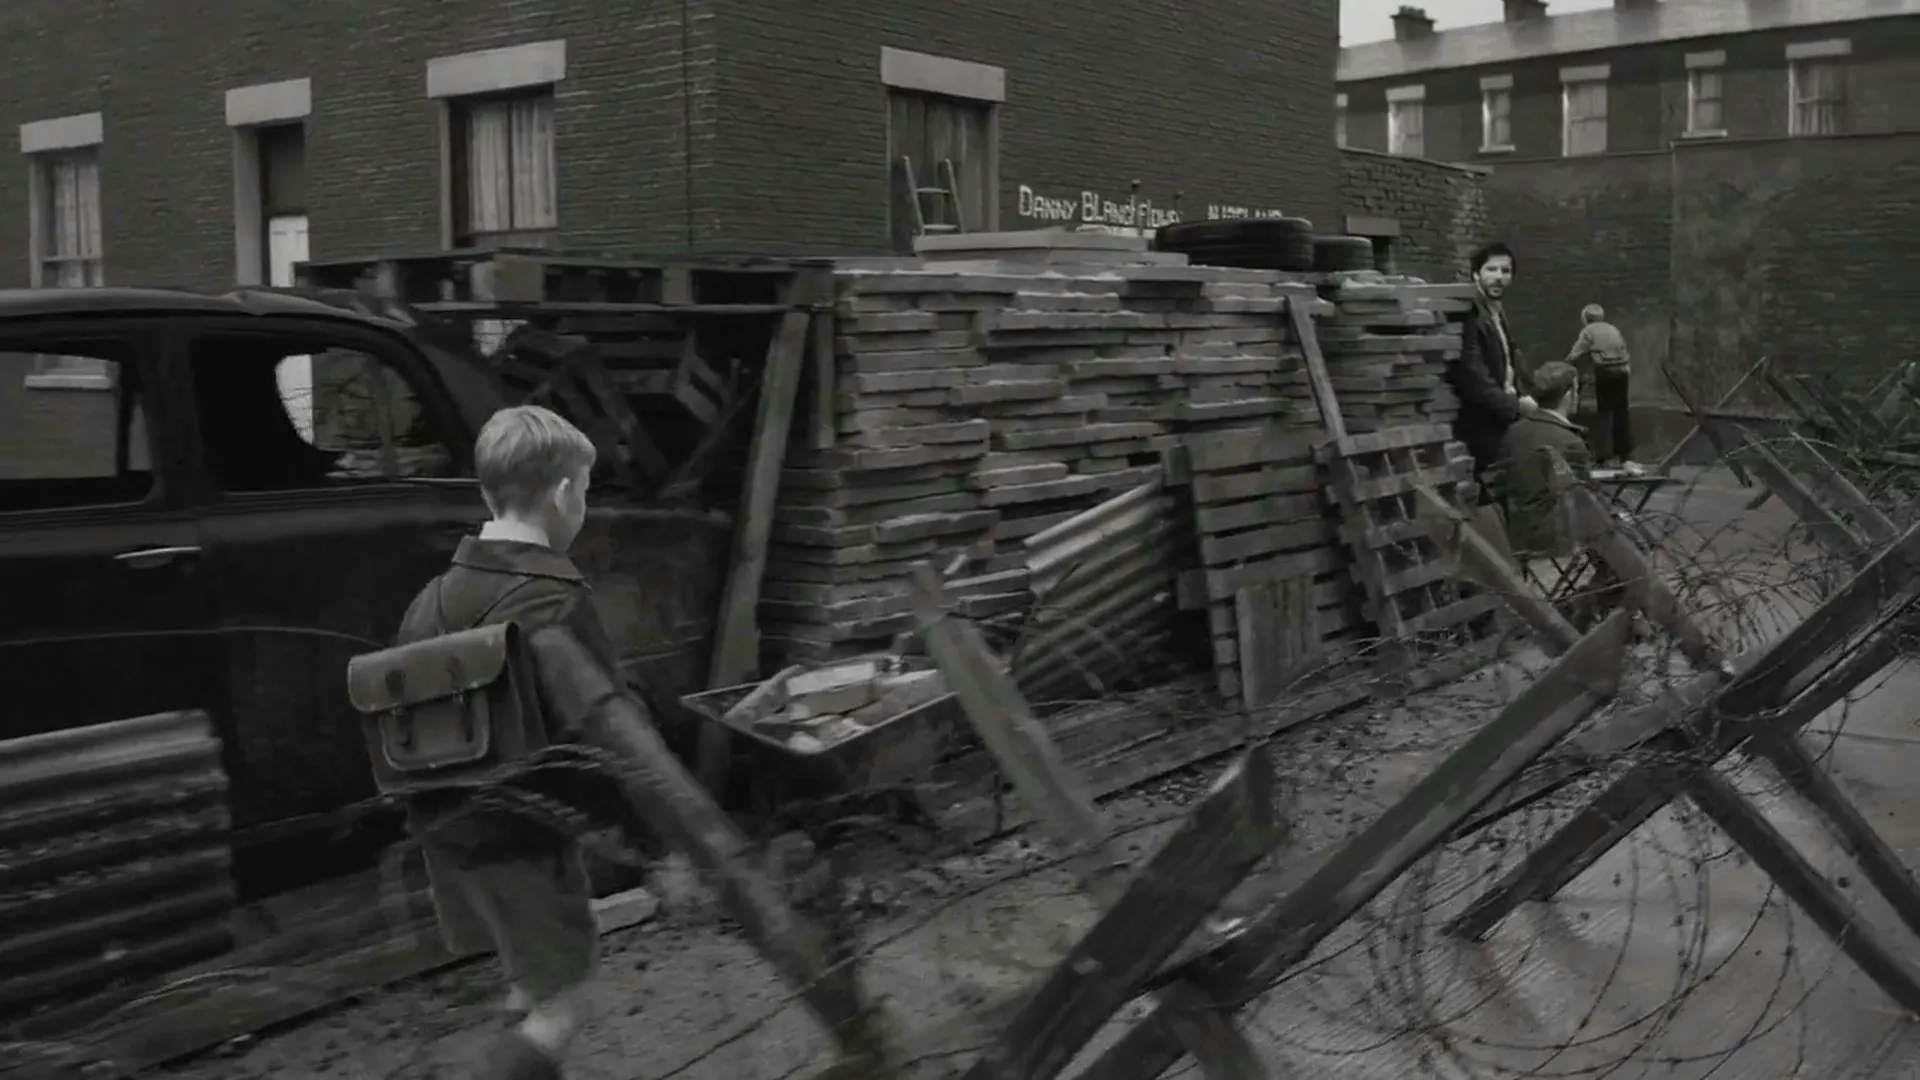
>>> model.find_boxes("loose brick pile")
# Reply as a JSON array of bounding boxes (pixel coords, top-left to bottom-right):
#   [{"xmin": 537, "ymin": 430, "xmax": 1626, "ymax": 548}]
[{"xmin": 759, "ymin": 265, "xmax": 1334, "ymax": 667}]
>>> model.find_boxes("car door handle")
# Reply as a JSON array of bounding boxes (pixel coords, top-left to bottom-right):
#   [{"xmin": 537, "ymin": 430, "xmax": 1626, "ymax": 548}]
[{"xmin": 115, "ymin": 545, "xmax": 203, "ymax": 569}]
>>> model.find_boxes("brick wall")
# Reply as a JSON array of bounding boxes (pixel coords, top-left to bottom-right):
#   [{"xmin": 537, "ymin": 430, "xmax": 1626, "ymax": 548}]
[
  {"xmin": 0, "ymin": 0, "xmax": 1338, "ymax": 287},
  {"xmin": 1483, "ymin": 133, "xmax": 1920, "ymax": 405},
  {"xmin": 715, "ymin": 0, "xmax": 1340, "ymax": 253},
  {"xmin": 1338, "ymin": 148, "xmax": 1488, "ymax": 282},
  {"xmin": 1340, "ymin": 16, "xmax": 1920, "ymax": 164}
]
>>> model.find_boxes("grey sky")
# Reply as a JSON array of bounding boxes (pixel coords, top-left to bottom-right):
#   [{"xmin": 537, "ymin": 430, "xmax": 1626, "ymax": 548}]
[{"xmin": 1342, "ymin": 0, "xmax": 1611, "ymax": 44}]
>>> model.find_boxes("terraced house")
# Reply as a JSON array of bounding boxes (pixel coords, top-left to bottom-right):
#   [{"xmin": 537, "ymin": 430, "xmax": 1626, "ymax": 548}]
[
  {"xmin": 1336, "ymin": 0, "xmax": 1920, "ymax": 161},
  {"xmin": 0, "ymin": 0, "xmax": 1340, "ymax": 300},
  {"xmin": 1332, "ymin": 0, "xmax": 1920, "ymax": 418}
]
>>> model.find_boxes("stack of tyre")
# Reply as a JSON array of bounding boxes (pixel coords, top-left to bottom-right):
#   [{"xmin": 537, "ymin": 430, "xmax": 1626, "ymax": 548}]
[{"xmin": 1154, "ymin": 217, "xmax": 1379, "ymax": 274}]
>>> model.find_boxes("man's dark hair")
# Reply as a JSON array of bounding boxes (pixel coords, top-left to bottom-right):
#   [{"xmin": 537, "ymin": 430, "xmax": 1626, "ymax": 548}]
[
  {"xmin": 1470, "ymin": 241, "xmax": 1517, "ymax": 274},
  {"xmin": 1532, "ymin": 361, "xmax": 1578, "ymax": 412}
]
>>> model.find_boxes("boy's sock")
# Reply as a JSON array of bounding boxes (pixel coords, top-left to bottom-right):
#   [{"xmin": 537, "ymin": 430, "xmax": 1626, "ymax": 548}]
[{"xmin": 471, "ymin": 1030, "xmax": 564, "ymax": 1080}]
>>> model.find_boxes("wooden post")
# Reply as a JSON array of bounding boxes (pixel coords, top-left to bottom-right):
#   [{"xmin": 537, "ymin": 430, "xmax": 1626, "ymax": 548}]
[
  {"xmin": 1656, "ymin": 355, "xmax": 1765, "ymax": 486},
  {"xmin": 1736, "ymin": 432, "xmax": 1871, "ymax": 565},
  {"xmin": 1685, "ymin": 765, "xmax": 1920, "ymax": 1016},
  {"xmin": 1749, "ymin": 736, "xmax": 1920, "ymax": 942},
  {"xmin": 1073, "ymin": 611, "xmax": 1631, "ymax": 1080},
  {"xmin": 808, "ymin": 299, "xmax": 837, "ymax": 451},
  {"xmin": 962, "ymin": 752, "xmax": 1285, "ymax": 1080},
  {"xmin": 907, "ymin": 562, "xmax": 1274, "ymax": 1080},
  {"xmin": 699, "ymin": 271, "xmax": 828, "ymax": 792},
  {"xmin": 1563, "ymin": 481, "xmax": 1726, "ymax": 672},
  {"xmin": 1287, "ymin": 297, "xmax": 1345, "ymax": 442},
  {"xmin": 1445, "ymin": 538, "xmax": 1920, "ymax": 942},
  {"xmin": 1414, "ymin": 484, "xmax": 1581, "ymax": 653}
]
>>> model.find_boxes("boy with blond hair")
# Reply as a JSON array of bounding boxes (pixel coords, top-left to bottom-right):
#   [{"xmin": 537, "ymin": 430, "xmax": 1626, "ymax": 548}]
[
  {"xmin": 393, "ymin": 404, "xmax": 623, "ymax": 1079},
  {"xmin": 1565, "ymin": 303, "xmax": 1636, "ymax": 470}
]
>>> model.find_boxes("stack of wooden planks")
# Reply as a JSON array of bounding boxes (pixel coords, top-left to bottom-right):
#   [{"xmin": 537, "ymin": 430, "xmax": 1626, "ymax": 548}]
[
  {"xmin": 760, "ymin": 266, "xmax": 1328, "ymax": 668},
  {"xmin": 1171, "ymin": 427, "xmax": 1347, "ymax": 705},
  {"xmin": 1316, "ymin": 278, "xmax": 1475, "ymax": 434}
]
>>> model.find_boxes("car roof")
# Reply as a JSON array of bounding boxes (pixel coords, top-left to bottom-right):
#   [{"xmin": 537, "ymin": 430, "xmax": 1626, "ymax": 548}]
[{"xmin": 0, "ymin": 286, "xmax": 408, "ymax": 326}]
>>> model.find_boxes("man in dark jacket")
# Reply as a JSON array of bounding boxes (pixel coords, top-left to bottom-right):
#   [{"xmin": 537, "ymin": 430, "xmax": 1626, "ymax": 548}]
[
  {"xmin": 1493, "ymin": 361, "xmax": 1591, "ymax": 560},
  {"xmin": 1450, "ymin": 241, "xmax": 1527, "ymax": 496}
]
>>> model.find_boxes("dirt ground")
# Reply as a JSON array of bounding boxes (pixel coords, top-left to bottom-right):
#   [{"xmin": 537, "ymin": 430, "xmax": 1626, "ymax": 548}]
[
  {"xmin": 158, "ymin": 649, "xmax": 1551, "ymax": 1080},
  {"xmin": 158, "ymin": 470, "xmax": 1920, "ymax": 1080}
]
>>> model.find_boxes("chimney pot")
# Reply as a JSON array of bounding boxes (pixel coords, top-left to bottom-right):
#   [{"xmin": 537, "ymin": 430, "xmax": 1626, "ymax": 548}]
[{"xmin": 1391, "ymin": 6, "xmax": 1435, "ymax": 39}]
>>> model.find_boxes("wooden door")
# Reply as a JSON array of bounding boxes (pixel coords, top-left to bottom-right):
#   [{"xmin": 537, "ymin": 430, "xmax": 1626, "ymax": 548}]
[{"xmin": 887, "ymin": 90, "xmax": 996, "ymax": 252}]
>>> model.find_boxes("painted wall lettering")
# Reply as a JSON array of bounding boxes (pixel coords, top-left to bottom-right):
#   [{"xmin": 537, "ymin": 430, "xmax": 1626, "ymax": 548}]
[
  {"xmin": 1206, "ymin": 205, "xmax": 1289, "ymax": 220},
  {"xmin": 1014, "ymin": 183, "xmax": 1182, "ymax": 235}
]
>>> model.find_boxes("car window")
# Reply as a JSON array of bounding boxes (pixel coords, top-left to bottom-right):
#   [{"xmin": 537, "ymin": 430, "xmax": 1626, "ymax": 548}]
[
  {"xmin": 0, "ymin": 343, "xmax": 156, "ymax": 513},
  {"xmin": 188, "ymin": 332, "xmax": 457, "ymax": 493}
]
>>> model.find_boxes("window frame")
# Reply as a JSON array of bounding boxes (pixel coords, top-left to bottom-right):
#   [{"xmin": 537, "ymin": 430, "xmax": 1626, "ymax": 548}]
[
  {"xmin": 1386, "ymin": 92, "xmax": 1425, "ymax": 157},
  {"xmin": 0, "ymin": 324, "xmax": 168, "ymax": 517},
  {"xmin": 1561, "ymin": 75, "xmax": 1609, "ymax": 157},
  {"xmin": 1685, "ymin": 68, "xmax": 1726, "ymax": 137},
  {"xmin": 447, "ymin": 88, "xmax": 559, "ymax": 250},
  {"xmin": 25, "ymin": 146, "xmax": 109, "ymax": 390},
  {"xmin": 1788, "ymin": 58, "xmax": 1845, "ymax": 137},
  {"xmin": 1479, "ymin": 80, "xmax": 1514, "ymax": 153},
  {"xmin": 170, "ymin": 317, "xmax": 472, "ymax": 503}
]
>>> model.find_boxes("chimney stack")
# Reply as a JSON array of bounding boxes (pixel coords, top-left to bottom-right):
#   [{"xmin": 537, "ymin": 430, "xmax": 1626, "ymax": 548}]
[
  {"xmin": 1503, "ymin": 0, "xmax": 1548, "ymax": 22},
  {"xmin": 1614, "ymin": 0, "xmax": 1658, "ymax": 8},
  {"xmin": 1392, "ymin": 6, "xmax": 1436, "ymax": 40}
]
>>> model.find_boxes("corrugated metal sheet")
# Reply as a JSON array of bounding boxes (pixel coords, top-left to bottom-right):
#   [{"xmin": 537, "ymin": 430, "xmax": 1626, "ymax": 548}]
[
  {"xmin": 1012, "ymin": 480, "xmax": 1196, "ymax": 700},
  {"xmin": 1339, "ymin": 0, "xmax": 1918, "ymax": 83},
  {"xmin": 0, "ymin": 711, "xmax": 234, "ymax": 1023}
]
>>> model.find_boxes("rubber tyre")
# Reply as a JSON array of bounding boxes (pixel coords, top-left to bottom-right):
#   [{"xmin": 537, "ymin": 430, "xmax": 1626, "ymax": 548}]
[{"xmin": 1313, "ymin": 235, "xmax": 1377, "ymax": 273}]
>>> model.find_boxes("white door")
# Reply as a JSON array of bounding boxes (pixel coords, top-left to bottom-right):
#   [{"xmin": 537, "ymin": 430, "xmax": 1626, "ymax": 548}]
[{"xmin": 267, "ymin": 215, "xmax": 314, "ymax": 438}]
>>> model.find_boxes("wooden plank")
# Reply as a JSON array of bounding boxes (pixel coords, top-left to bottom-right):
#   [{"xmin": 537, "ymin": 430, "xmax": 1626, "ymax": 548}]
[
  {"xmin": 1564, "ymin": 479, "xmax": 1728, "ymax": 673},
  {"xmin": 1736, "ymin": 432, "xmax": 1870, "ymax": 565},
  {"xmin": 1076, "ymin": 612, "xmax": 1631, "ymax": 1080},
  {"xmin": 1287, "ymin": 297, "xmax": 1346, "ymax": 442},
  {"xmin": 961, "ymin": 752, "xmax": 1285, "ymax": 1080},
  {"xmin": 1656, "ymin": 356, "xmax": 1763, "ymax": 486},
  {"xmin": 700, "ymin": 272, "xmax": 830, "ymax": 790},
  {"xmin": 809, "ymin": 303, "xmax": 837, "ymax": 451},
  {"xmin": 1445, "ymin": 573, "xmax": 1920, "ymax": 942},
  {"xmin": 1414, "ymin": 485, "xmax": 1580, "ymax": 654},
  {"xmin": 1684, "ymin": 765, "xmax": 1920, "ymax": 1016},
  {"xmin": 907, "ymin": 563, "xmax": 1272, "ymax": 1080},
  {"xmin": 1750, "ymin": 735, "xmax": 1920, "ymax": 943}
]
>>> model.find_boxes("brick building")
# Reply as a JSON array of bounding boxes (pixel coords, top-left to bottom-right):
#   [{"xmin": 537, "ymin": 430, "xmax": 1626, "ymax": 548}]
[
  {"xmin": 1336, "ymin": 0, "xmax": 1920, "ymax": 163},
  {"xmin": 1332, "ymin": 0, "xmax": 1920, "ymax": 428},
  {"xmin": 0, "ymin": 0, "xmax": 1339, "ymax": 300}
]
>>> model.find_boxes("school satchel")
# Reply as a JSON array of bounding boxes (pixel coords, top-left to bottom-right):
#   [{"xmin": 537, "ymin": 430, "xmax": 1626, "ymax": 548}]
[{"xmin": 345, "ymin": 597, "xmax": 553, "ymax": 795}]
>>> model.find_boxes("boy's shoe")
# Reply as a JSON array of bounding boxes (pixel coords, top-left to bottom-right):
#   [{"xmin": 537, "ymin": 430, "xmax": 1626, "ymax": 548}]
[
  {"xmin": 472, "ymin": 1031, "xmax": 564, "ymax": 1080},
  {"xmin": 1619, "ymin": 460, "xmax": 1647, "ymax": 476}
]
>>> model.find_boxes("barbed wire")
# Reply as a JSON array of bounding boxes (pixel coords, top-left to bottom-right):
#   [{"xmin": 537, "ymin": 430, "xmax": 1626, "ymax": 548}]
[{"xmin": 8, "ymin": 435, "xmax": 1920, "ymax": 1080}]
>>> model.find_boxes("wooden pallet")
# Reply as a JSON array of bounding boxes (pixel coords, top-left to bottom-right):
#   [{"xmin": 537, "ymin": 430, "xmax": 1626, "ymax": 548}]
[
  {"xmin": 1170, "ymin": 425, "xmax": 1348, "ymax": 705},
  {"xmin": 1320, "ymin": 423, "xmax": 1494, "ymax": 645},
  {"xmin": 295, "ymin": 247, "xmax": 828, "ymax": 308}
]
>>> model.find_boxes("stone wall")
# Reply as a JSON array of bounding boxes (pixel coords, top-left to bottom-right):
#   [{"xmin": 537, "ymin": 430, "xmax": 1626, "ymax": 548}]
[
  {"xmin": 1485, "ymin": 132, "xmax": 1920, "ymax": 407},
  {"xmin": 1339, "ymin": 149, "xmax": 1490, "ymax": 284}
]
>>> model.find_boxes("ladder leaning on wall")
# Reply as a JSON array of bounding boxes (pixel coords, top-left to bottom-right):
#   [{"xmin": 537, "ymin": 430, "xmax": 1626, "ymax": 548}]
[{"xmin": 899, "ymin": 156, "xmax": 968, "ymax": 237}]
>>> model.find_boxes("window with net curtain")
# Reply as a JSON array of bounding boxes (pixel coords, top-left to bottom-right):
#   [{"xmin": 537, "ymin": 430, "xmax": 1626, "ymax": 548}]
[
  {"xmin": 34, "ymin": 150, "xmax": 108, "ymax": 381},
  {"xmin": 455, "ymin": 92, "xmax": 558, "ymax": 248},
  {"xmin": 1790, "ymin": 60, "xmax": 1844, "ymax": 137}
]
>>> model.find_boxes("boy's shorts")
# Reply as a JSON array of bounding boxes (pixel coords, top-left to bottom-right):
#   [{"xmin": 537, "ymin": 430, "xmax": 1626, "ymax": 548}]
[{"xmin": 418, "ymin": 813, "xmax": 598, "ymax": 1002}]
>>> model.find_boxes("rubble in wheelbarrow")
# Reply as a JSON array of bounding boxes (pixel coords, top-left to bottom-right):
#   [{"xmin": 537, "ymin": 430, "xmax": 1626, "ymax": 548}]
[{"xmin": 720, "ymin": 657, "xmax": 951, "ymax": 753}]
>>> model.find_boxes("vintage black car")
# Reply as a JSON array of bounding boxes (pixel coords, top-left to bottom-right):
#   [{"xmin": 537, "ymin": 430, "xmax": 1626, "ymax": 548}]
[{"xmin": 0, "ymin": 287, "xmax": 727, "ymax": 892}]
